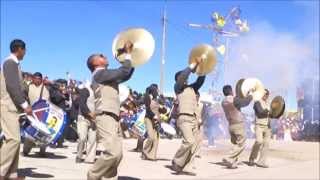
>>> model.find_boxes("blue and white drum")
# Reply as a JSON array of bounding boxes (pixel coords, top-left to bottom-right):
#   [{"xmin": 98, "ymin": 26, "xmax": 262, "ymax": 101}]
[
  {"xmin": 23, "ymin": 115, "xmax": 52, "ymax": 145},
  {"xmin": 22, "ymin": 99, "xmax": 67, "ymax": 145},
  {"xmin": 131, "ymin": 110, "xmax": 146, "ymax": 138}
]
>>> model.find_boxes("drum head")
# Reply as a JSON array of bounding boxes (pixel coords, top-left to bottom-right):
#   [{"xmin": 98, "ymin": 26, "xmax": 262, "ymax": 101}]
[
  {"xmin": 161, "ymin": 123, "xmax": 176, "ymax": 136},
  {"xmin": 270, "ymin": 96, "xmax": 285, "ymax": 119},
  {"xmin": 30, "ymin": 99, "xmax": 67, "ymax": 144},
  {"xmin": 26, "ymin": 115, "xmax": 51, "ymax": 135}
]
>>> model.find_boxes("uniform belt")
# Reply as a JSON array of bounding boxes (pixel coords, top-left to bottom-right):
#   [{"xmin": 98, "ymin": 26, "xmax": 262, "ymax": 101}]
[
  {"xmin": 229, "ymin": 121, "xmax": 244, "ymax": 125},
  {"xmin": 178, "ymin": 113, "xmax": 195, "ymax": 117},
  {"xmin": 97, "ymin": 111, "xmax": 120, "ymax": 121}
]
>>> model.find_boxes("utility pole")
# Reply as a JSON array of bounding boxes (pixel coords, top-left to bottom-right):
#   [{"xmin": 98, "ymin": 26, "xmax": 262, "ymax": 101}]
[{"xmin": 160, "ymin": 7, "xmax": 167, "ymax": 95}]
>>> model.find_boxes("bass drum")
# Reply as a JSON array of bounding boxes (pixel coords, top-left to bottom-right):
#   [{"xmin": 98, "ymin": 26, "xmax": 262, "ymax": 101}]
[{"xmin": 30, "ymin": 99, "xmax": 67, "ymax": 145}]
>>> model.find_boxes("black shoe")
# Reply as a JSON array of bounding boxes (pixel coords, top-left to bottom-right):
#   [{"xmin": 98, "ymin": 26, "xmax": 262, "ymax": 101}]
[
  {"xmin": 171, "ymin": 161, "xmax": 182, "ymax": 173},
  {"xmin": 179, "ymin": 171, "xmax": 197, "ymax": 176},
  {"xmin": 38, "ymin": 152, "xmax": 48, "ymax": 158},
  {"xmin": 75, "ymin": 157, "xmax": 83, "ymax": 163},
  {"xmin": 227, "ymin": 163, "xmax": 238, "ymax": 169},
  {"xmin": 248, "ymin": 161, "xmax": 255, "ymax": 166},
  {"xmin": 57, "ymin": 144, "xmax": 64, "ymax": 148},
  {"xmin": 130, "ymin": 148, "xmax": 139, "ymax": 152},
  {"xmin": 22, "ymin": 152, "xmax": 29, "ymax": 157},
  {"xmin": 222, "ymin": 158, "xmax": 230, "ymax": 164},
  {"xmin": 141, "ymin": 153, "xmax": 156, "ymax": 161},
  {"xmin": 256, "ymin": 163, "xmax": 269, "ymax": 168}
]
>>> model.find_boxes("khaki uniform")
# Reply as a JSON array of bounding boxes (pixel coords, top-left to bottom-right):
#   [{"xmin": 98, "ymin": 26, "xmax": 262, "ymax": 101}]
[
  {"xmin": 249, "ymin": 100, "xmax": 271, "ymax": 166},
  {"xmin": 221, "ymin": 96, "xmax": 247, "ymax": 165},
  {"xmin": 77, "ymin": 87, "xmax": 97, "ymax": 163},
  {"xmin": 28, "ymin": 84, "xmax": 50, "ymax": 105},
  {"xmin": 173, "ymin": 87, "xmax": 199, "ymax": 173},
  {"xmin": 0, "ymin": 64, "xmax": 24, "ymax": 178},
  {"xmin": 194, "ymin": 101, "xmax": 203, "ymax": 158},
  {"xmin": 142, "ymin": 96, "xmax": 160, "ymax": 160},
  {"xmin": 77, "ymin": 115, "xmax": 97, "ymax": 163},
  {"xmin": 23, "ymin": 83, "xmax": 50, "ymax": 155},
  {"xmin": 88, "ymin": 83, "xmax": 122, "ymax": 180}
]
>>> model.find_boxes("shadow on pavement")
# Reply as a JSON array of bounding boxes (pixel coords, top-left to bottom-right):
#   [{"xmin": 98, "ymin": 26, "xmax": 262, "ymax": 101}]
[
  {"xmin": 119, "ymin": 176, "xmax": 141, "ymax": 180},
  {"xmin": 24, "ymin": 152, "xmax": 67, "ymax": 159},
  {"xmin": 18, "ymin": 168, "xmax": 54, "ymax": 178},
  {"xmin": 157, "ymin": 158, "xmax": 171, "ymax": 161},
  {"xmin": 210, "ymin": 161, "xmax": 229, "ymax": 167}
]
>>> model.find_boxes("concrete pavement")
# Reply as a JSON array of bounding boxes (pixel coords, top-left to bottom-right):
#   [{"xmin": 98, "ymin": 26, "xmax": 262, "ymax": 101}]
[{"xmin": 17, "ymin": 139, "xmax": 319, "ymax": 179}]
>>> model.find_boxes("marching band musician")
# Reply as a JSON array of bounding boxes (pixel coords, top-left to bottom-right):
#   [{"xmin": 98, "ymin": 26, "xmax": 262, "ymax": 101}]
[
  {"xmin": 249, "ymin": 89, "xmax": 271, "ymax": 168},
  {"xmin": 23, "ymin": 72, "xmax": 50, "ymax": 157},
  {"xmin": 142, "ymin": 84, "xmax": 160, "ymax": 161},
  {"xmin": 0, "ymin": 39, "xmax": 31, "ymax": 180},
  {"xmin": 49, "ymin": 79, "xmax": 70, "ymax": 148},
  {"xmin": 195, "ymin": 92, "xmax": 204, "ymax": 159},
  {"xmin": 86, "ymin": 41, "xmax": 134, "ymax": 180},
  {"xmin": 75, "ymin": 82, "xmax": 97, "ymax": 164},
  {"xmin": 171, "ymin": 57, "xmax": 206, "ymax": 176},
  {"xmin": 221, "ymin": 85, "xmax": 253, "ymax": 169}
]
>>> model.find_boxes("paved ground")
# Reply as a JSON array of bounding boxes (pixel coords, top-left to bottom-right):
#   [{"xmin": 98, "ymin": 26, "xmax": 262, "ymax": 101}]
[{"xmin": 18, "ymin": 139, "xmax": 319, "ymax": 180}]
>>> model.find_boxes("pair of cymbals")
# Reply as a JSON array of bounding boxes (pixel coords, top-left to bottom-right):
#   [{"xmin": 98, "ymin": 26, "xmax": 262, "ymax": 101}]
[
  {"xmin": 270, "ymin": 96, "xmax": 285, "ymax": 119},
  {"xmin": 112, "ymin": 28, "xmax": 217, "ymax": 75},
  {"xmin": 188, "ymin": 44, "xmax": 217, "ymax": 76},
  {"xmin": 112, "ymin": 28, "xmax": 155, "ymax": 67},
  {"xmin": 236, "ymin": 78, "xmax": 265, "ymax": 101},
  {"xmin": 236, "ymin": 78, "xmax": 285, "ymax": 118}
]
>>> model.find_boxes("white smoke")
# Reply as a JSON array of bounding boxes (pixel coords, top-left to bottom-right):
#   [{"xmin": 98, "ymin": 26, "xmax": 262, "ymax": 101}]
[{"xmin": 224, "ymin": 22, "xmax": 319, "ymax": 97}]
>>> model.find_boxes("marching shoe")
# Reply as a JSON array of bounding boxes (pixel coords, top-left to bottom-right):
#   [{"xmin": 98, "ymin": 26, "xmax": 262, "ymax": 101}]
[
  {"xmin": 256, "ymin": 163, "xmax": 269, "ymax": 168},
  {"xmin": 248, "ymin": 160, "xmax": 255, "ymax": 166},
  {"xmin": 75, "ymin": 157, "xmax": 83, "ymax": 163}
]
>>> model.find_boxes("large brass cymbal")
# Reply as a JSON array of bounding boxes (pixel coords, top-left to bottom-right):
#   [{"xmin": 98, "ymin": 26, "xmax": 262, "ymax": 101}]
[
  {"xmin": 240, "ymin": 78, "xmax": 265, "ymax": 101},
  {"xmin": 235, "ymin": 78, "xmax": 245, "ymax": 98},
  {"xmin": 270, "ymin": 96, "xmax": 285, "ymax": 119},
  {"xmin": 188, "ymin": 44, "xmax": 217, "ymax": 76},
  {"xmin": 112, "ymin": 28, "xmax": 155, "ymax": 67}
]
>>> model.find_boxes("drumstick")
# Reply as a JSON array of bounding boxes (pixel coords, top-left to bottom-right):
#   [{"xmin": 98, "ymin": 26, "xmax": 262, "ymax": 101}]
[{"xmin": 19, "ymin": 107, "xmax": 50, "ymax": 117}]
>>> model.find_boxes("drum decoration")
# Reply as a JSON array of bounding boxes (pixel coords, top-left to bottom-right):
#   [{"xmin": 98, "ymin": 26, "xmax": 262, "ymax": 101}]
[
  {"xmin": 130, "ymin": 110, "xmax": 147, "ymax": 138},
  {"xmin": 22, "ymin": 99, "xmax": 67, "ymax": 145}
]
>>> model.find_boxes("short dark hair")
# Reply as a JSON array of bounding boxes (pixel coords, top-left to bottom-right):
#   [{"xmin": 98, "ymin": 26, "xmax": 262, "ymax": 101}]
[
  {"xmin": 10, "ymin": 39, "xmax": 26, "ymax": 53},
  {"xmin": 150, "ymin": 83, "xmax": 158, "ymax": 89},
  {"xmin": 265, "ymin": 89, "xmax": 270, "ymax": 96},
  {"xmin": 33, "ymin": 72, "xmax": 43, "ymax": 79},
  {"xmin": 55, "ymin": 79, "xmax": 67, "ymax": 85},
  {"xmin": 87, "ymin": 53, "xmax": 106, "ymax": 72},
  {"xmin": 223, "ymin": 85, "xmax": 233, "ymax": 96}
]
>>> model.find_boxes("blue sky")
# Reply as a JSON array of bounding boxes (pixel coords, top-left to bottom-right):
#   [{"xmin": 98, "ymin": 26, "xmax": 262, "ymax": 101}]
[{"xmin": 1, "ymin": 0, "xmax": 319, "ymax": 109}]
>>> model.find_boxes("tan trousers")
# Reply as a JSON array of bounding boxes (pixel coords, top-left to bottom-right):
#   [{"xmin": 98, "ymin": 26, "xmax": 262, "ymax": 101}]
[
  {"xmin": 225, "ymin": 123, "xmax": 246, "ymax": 163},
  {"xmin": 173, "ymin": 115, "xmax": 199, "ymax": 173},
  {"xmin": 77, "ymin": 115, "xmax": 97, "ymax": 163},
  {"xmin": 249, "ymin": 124, "xmax": 271, "ymax": 165},
  {"xmin": 23, "ymin": 139, "xmax": 46, "ymax": 155},
  {"xmin": 194, "ymin": 124, "xmax": 202, "ymax": 158},
  {"xmin": 0, "ymin": 106, "xmax": 20, "ymax": 178},
  {"xmin": 142, "ymin": 117, "xmax": 159, "ymax": 160},
  {"xmin": 87, "ymin": 114, "xmax": 122, "ymax": 180}
]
